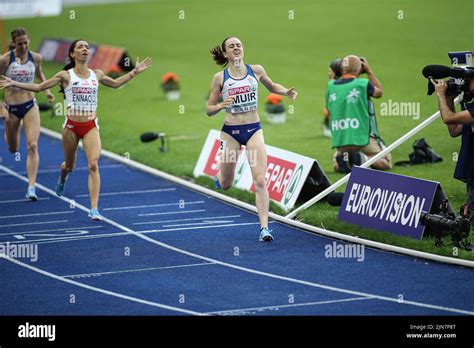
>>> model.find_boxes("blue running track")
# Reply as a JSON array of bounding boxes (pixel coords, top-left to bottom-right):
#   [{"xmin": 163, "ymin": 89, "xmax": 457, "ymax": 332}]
[{"xmin": 0, "ymin": 127, "xmax": 473, "ymax": 316}]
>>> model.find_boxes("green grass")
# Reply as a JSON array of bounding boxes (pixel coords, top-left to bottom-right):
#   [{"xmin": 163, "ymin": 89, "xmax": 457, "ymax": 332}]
[{"xmin": 4, "ymin": 0, "xmax": 473, "ymax": 260}]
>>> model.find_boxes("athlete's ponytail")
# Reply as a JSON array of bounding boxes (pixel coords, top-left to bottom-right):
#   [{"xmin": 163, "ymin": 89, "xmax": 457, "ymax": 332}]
[
  {"xmin": 210, "ymin": 37, "xmax": 234, "ymax": 67},
  {"xmin": 62, "ymin": 39, "xmax": 81, "ymax": 71},
  {"xmin": 60, "ymin": 39, "xmax": 82, "ymax": 96}
]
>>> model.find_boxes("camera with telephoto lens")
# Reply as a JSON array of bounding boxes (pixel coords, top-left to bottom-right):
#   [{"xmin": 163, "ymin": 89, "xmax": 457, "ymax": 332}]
[
  {"xmin": 423, "ymin": 51, "xmax": 474, "ymax": 100},
  {"xmin": 420, "ymin": 199, "xmax": 471, "ymax": 249}
]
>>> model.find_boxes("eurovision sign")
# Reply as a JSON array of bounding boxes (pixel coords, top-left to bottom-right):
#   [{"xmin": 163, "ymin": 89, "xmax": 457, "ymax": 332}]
[
  {"xmin": 193, "ymin": 129, "xmax": 329, "ymax": 210},
  {"xmin": 338, "ymin": 167, "xmax": 439, "ymax": 239}
]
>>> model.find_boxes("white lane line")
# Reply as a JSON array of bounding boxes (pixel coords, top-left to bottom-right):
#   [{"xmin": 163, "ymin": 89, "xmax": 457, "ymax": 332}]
[
  {"xmin": 75, "ymin": 188, "xmax": 176, "ymax": 198},
  {"xmin": 62, "ymin": 262, "xmax": 216, "ymax": 279},
  {"xmin": 3, "ymin": 222, "xmax": 263, "ymax": 245},
  {"xmin": 0, "ymin": 164, "xmax": 123, "ymax": 177},
  {"xmin": 206, "ymin": 296, "xmax": 375, "ymax": 315},
  {"xmin": 13, "ymin": 164, "xmax": 123, "ymax": 175},
  {"xmin": 0, "ymin": 225, "xmax": 104, "ymax": 237},
  {"xmin": 2, "ymin": 164, "xmax": 473, "ymax": 315},
  {"xmin": 132, "ymin": 214, "xmax": 241, "ymax": 225},
  {"xmin": 138, "ymin": 209, "xmax": 206, "ymax": 217},
  {"xmin": 0, "ymin": 256, "xmax": 204, "ymax": 316},
  {"xmin": 103, "ymin": 200, "xmax": 205, "ymax": 211},
  {"xmin": 163, "ymin": 220, "xmax": 235, "ymax": 228},
  {"xmin": 0, "ymin": 211, "xmax": 74, "ymax": 219},
  {"xmin": 0, "ymin": 197, "xmax": 50, "ymax": 204},
  {"xmin": 0, "ymin": 220, "xmax": 68, "ymax": 228}
]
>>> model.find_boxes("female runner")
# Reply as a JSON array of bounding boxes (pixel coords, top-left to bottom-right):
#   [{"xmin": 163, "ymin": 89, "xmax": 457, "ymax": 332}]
[
  {"xmin": 0, "ymin": 27, "xmax": 55, "ymax": 200},
  {"xmin": 207, "ymin": 37, "xmax": 297, "ymax": 242},
  {"xmin": 1, "ymin": 39, "xmax": 152, "ymax": 220}
]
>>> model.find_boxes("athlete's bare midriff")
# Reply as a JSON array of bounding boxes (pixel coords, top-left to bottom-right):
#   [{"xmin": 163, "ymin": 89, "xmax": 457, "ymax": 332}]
[
  {"xmin": 223, "ymin": 110, "xmax": 259, "ymax": 126},
  {"xmin": 5, "ymin": 87, "xmax": 35, "ymax": 105}
]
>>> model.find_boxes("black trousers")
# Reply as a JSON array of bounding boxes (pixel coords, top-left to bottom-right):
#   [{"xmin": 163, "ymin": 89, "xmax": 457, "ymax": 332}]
[{"xmin": 466, "ymin": 176, "xmax": 474, "ymax": 217}]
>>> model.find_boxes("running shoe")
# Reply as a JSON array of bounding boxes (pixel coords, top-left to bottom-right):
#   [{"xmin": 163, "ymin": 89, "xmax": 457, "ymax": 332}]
[
  {"xmin": 56, "ymin": 176, "xmax": 67, "ymax": 196},
  {"xmin": 88, "ymin": 208, "xmax": 103, "ymax": 221},
  {"xmin": 25, "ymin": 186, "xmax": 38, "ymax": 201},
  {"xmin": 259, "ymin": 227, "xmax": 274, "ymax": 242}
]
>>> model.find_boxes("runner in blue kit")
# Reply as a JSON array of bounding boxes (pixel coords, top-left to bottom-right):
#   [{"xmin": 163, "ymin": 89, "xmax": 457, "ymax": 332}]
[
  {"xmin": 207, "ymin": 37, "xmax": 297, "ymax": 242},
  {"xmin": 0, "ymin": 28, "xmax": 55, "ymax": 200}
]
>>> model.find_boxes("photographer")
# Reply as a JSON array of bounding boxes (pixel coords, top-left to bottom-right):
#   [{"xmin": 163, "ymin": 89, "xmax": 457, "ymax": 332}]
[
  {"xmin": 431, "ymin": 77, "xmax": 474, "ymax": 219},
  {"xmin": 326, "ymin": 55, "xmax": 392, "ymax": 173}
]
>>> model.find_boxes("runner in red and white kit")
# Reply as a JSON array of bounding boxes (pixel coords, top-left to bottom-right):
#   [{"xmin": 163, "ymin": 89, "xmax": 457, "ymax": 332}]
[
  {"xmin": 0, "ymin": 39, "xmax": 152, "ymax": 220},
  {"xmin": 0, "ymin": 28, "xmax": 55, "ymax": 200},
  {"xmin": 207, "ymin": 37, "xmax": 297, "ymax": 242}
]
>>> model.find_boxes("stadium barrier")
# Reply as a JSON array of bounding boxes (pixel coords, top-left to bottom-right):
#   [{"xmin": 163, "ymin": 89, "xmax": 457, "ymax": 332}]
[{"xmin": 285, "ymin": 97, "xmax": 462, "ymax": 219}]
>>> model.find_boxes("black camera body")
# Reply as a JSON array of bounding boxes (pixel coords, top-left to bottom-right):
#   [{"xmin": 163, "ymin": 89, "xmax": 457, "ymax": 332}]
[
  {"xmin": 423, "ymin": 50, "xmax": 474, "ymax": 99},
  {"xmin": 421, "ymin": 199, "xmax": 471, "ymax": 249},
  {"xmin": 446, "ymin": 74, "xmax": 473, "ymax": 97}
]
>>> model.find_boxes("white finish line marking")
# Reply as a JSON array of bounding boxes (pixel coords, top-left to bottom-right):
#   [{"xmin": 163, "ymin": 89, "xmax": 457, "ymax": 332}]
[
  {"xmin": 103, "ymin": 201, "xmax": 205, "ymax": 211},
  {"xmin": 62, "ymin": 262, "xmax": 215, "ymax": 279},
  {"xmin": 0, "ymin": 220, "xmax": 68, "ymax": 228},
  {"xmin": 206, "ymin": 296, "xmax": 374, "ymax": 315},
  {"xmin": 0, "ymin": 211, "xmax": 74, "ymax": 219},
  {"xmin": 133, "ymin": 214, "xmax": 241, "ymax": 225},
  {"xmin": 76, "ymin": 188, "xmax": 176, "ymax": 198},
  {"xmin": 138, "ymin": 209, "xmax": 206, "ymax": 217}
]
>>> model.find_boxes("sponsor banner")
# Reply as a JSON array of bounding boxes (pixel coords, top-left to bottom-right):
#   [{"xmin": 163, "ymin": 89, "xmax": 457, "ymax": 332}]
[
  {"xmin": 0, "ymin": 0, "xmax": 62, "ymax": 19},
  {"xmin": 338, "ymin": 167, "xmax": 439, "ymax": 239},
  {"xmin": 193, "ymin": 129, "xmax": 315, "ymax": 210},
  {"xmin": 37, "ymin": 38, "xmax": 130, "ymax": 74}
]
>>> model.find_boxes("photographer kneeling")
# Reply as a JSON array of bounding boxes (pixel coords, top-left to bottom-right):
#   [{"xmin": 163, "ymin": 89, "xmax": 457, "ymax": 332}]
[
  {"xmin": 431, "ymin": 77, "xmax": 474, "ymax": 220},
  {"xmin": 326, "ymin": 55, "xmax": 391, "ymax": 173}
]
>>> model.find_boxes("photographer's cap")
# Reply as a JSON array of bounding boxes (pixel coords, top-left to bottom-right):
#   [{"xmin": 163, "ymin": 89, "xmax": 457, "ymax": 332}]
[{"xmin": 448, "ymin": 51, "xmax": 472, "ymax": 67}]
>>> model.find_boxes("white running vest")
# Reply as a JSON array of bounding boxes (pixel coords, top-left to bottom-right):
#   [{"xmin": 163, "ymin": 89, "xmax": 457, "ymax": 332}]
[
  {"xmin": 221, "ymin": 64, "xmax": 258, "ymax": 114},
  {"xmin": 64, "ymin": 68, "xmax": 99, "ymax": 118},
  {"xmin": 5, "ymin": 50, "xmax": 36, "ymax": 90}
]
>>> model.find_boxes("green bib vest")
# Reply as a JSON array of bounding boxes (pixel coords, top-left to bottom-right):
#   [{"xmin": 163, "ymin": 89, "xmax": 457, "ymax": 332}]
[{"xmin": 326, "ymin": 78, "xmax": 371, "ymax": 148}]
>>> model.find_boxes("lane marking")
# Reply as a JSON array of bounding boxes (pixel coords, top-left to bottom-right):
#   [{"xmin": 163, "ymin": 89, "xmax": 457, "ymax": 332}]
[
  {"xmin": 0, "ymin": 164, "xmax": 122, "ymax": 177},
  {"xmin": 62, "ymin": 262, "xmax": 215, "ymax": 279},
  {"xmin": 0, "ymin": 256, "xmax": 205, "ymax": 315},
  {"xmin": 75, "ymin": 188, "xmax": 175, "ymax": 198},
  {"xmin": 0, "ymin": 225, "xmax": 104, "ymax": 237},
  {"xmin": 2, "ymin": 165, "xmax": 473, "ymax": 315},
  {"xmin": 0, "ymin": 220, "xmax": 68, "ymax": 228},
  {"xmin": 103, "ymin": 200, "xmax": 205, "ymax": 211},
  {"xmin": 14, "ymin": 230, "xmax": 89, "ymax": 240},
  {"xmin": 0, "ymin": 197, "xmax": 50, "ymax": 204},
  {"xmin": 2, "ymin": 222, "xmax": 263, "ymax": 245},
  {"xmin": 138, "ymin": 209, "xmax": 206, "ymax": 217},
  {"xmin": 163, "ymin": 220, "xmax": 235, "ymax": 228},
  {"xmin": 0, "ymin": 211, "xmax": 74, "ymax": 219},
  {"xmin": 132, "ymin": 214, "xmax": 241, "ymax": 225},
  {"xmin": 206, "ymin": 296, "xmax": 374, "ymax": 315}
]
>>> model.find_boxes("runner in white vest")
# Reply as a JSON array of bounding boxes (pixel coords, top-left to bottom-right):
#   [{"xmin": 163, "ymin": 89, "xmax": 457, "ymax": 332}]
[
  {"xmin": 0, "ymin": 28, "xmax": 55, "ymax": 200},
  {"xmin": 207, "ymin": 36, "xmax": 298, "ymax": 242},
  {"xmin": 1, "ymin": 39, "xmax": 152, "ymax": 220}
]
